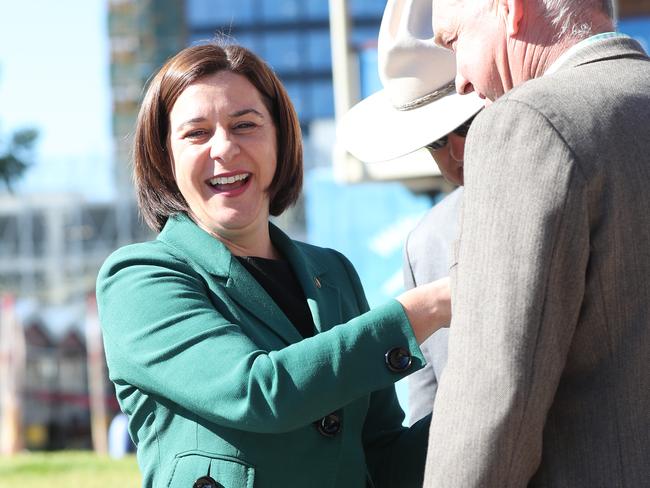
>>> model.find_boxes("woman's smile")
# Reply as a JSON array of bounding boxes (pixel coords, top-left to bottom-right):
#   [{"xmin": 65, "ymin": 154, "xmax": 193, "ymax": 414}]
[{"xmin": 207, "ymin": 171, "xmax": 252, "ymax": 195}]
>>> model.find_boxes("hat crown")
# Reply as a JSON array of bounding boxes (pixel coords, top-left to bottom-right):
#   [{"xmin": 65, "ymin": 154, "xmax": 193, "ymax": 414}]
[
  {"xmin": 378, "ymin": 0, "xmax": 457, "ymax": 109},
  {"xmin": 336, "ymin": 0, "xmax": 483, "ymax": 164}
]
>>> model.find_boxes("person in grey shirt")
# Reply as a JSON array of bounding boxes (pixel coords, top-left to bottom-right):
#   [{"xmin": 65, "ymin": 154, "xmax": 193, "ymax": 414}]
[
  {"xmin": 403, "ymin": 187, "xmax": 461, "ymax": 424},
  {"xmin": 339, "ymin": 0, "xmax": 481, "ymax": 426}
]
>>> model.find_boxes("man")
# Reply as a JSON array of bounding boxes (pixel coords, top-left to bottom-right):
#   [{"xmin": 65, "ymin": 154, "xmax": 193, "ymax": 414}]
[
  {"xmin": 403, "ymin": 188, "xmax": 462, "ymax": 424},
  {"xmin": 424, "ymin": 0, "xmax": 650, "ymax": 486},
  {"xmin": 338, "ymin": 0, "xmax": 481, "ymax": 425},
  {"xmin": 404, "ymin": 112, "xmax": 476, "ymax": 424}
]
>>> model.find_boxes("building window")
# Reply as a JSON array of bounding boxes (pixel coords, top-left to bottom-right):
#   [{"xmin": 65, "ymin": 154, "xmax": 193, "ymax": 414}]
[
  {"xmin": 261, "ymin": 32, "xmax": 302, "ymax": 71},
  {"xmin": 304, "ymin": 0, "xmax": 329, "ymax": 20},
  {"xmin": 349, "ymin": 0, "xmax": 386, "ymax": 17},
  {"xmin": 260, "ymin": 0, "xmax": 301, "ymax": 22},
  {"xmin": 307, "ymin": 31, "xmax": 332, "ymax": 69},
  {"xmin": 309, "ymin": 80, "xmax": 334, "ymax": 120},
  {"xmin": 186, "ymin": 0, "xmax": 254, "ymax": 28}
]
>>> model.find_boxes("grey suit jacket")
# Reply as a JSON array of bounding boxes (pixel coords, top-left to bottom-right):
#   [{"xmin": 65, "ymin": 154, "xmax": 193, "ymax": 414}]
[
  {"xmin": 402, "ymin": 188, "xmax": 462, "ymax": 425},
  {"xmin": 424, "ymin": 37, "xmax": 650, "ymax": 487}
]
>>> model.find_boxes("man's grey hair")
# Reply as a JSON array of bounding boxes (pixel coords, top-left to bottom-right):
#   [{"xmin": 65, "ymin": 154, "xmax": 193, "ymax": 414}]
[{"xmin": 538, "ymin": 0, "xmax": 615, "ymax": 40}]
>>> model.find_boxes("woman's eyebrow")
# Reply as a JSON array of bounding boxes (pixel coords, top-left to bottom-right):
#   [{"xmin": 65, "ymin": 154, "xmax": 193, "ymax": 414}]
[
  {"xmin": 230, "ymin": 108, "xmax": 264, "ymax": 118},
  {"xmin": 175, "ymin": 117, "xmax": 207, "ymax": 132}
]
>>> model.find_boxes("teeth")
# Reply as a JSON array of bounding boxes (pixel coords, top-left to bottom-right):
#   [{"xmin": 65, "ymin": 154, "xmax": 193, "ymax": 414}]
[{"xmin": 210, "ymin": 173, "xmax": 249, "ymax": 185}]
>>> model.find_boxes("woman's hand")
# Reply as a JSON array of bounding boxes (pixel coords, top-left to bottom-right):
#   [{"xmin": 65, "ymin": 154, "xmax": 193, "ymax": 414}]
[{"xmin": 396, "ymin": 277, "xmax": 451, "ymax": 344}]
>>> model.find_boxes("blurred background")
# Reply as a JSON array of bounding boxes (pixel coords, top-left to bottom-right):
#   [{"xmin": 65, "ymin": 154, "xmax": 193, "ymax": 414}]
[{"xmin": 0, "ymin": 0, "xmax": 648, "ymax": 481}]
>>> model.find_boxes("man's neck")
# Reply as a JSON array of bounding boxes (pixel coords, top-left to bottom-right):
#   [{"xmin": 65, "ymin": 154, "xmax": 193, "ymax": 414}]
[
  {"xmin": 517, "ymin": 10, "xmax": 614, "ymax": 79},
  {"xmin": 531, "ymin": 38, "xmax": 580, "ymax": 77}
]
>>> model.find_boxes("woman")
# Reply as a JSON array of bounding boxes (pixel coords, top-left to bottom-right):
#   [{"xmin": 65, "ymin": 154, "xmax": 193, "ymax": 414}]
[{"xmin": 97, "ymin": 43, "xmax": 451, "ymax": 488}]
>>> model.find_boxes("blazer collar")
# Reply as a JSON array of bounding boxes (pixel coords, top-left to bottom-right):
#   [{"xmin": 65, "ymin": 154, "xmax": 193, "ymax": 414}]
[
  {"xmin": 158, "ymin": 213, "xmax": 232, "ymax": 276},
  {"xmin": 550, "ymin": 35, "xmax": 648, "ymax": 75},
  {"xmin": 158, "ymin": 213, "xmax": 336, "ymax": 344}
]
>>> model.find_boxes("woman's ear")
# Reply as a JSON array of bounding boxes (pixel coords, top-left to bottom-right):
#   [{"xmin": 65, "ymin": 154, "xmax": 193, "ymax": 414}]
[{"xmin": 504, "ymin": 0, "xmax": 524, "ymax": 37}]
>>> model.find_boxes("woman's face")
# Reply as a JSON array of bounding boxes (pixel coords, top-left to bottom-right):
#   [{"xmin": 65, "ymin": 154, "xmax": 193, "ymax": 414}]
[{"xmin": 168, "ymin": 71, "xmax": 277, "ymax": 241}]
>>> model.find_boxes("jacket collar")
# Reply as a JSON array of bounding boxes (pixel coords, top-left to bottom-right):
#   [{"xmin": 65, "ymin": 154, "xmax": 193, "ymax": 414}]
[
  {"xmin": 549, "ymin": 35, "xmax": 647, "ymax": 75},
  {"xmin": 157, "ymin": 213, "xmax": 337, "ymax": 344}
]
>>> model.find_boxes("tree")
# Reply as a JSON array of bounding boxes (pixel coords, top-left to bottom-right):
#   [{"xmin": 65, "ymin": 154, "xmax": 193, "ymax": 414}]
[{"xmin": 0, "ymin": 127, "xmax": 38, "ymax": 193}]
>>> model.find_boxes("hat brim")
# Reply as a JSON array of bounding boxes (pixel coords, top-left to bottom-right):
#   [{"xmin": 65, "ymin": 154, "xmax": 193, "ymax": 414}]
[{"xmin": 338, "ymin": 89, "xmax": 484, "ymax": 163}]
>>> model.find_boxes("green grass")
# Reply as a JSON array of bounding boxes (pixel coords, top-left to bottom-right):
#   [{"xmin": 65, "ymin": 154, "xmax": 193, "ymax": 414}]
[{"xmin": 0, "ymin": 451, "xmax": 141, "ymax": 487}]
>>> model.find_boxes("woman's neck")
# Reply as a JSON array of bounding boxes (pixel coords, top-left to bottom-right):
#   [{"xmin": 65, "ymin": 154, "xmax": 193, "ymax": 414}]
[
  {"xmin": 199, "ymin": 220, "xmax": 279, "ymax": 259},
  {"xmin": 222, "ymin": 233, "xmax": 279, "ymax": 259}
]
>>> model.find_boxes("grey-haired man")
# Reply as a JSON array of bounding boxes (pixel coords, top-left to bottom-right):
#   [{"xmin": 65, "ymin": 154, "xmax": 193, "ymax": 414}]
[{"xmin": 425, "ymin": 0, "xmax": 650, "ymax": 486}]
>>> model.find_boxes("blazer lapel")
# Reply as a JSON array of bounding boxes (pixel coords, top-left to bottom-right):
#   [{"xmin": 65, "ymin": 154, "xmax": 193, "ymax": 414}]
[
  {"xmin": 269, "ymin": 224, "xmax": 343, "ymax": 333},
  {"xmin": 158, "ymin": 214, "xmax": 302, "ymax": 345}
]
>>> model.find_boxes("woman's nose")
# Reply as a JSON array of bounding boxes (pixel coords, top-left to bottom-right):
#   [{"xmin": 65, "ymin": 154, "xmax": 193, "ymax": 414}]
[{"xmin": 209, "ymin": 130, "xmax": 240, "ymax": 163}]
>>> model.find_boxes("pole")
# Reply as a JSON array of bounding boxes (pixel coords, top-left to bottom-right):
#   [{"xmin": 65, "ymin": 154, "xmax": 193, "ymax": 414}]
[
  {"xmin": 85, "ymin": 294, "xmax": 108, "ymax": 455},
  {"xmin": 329, "ymin": 0, "xmax": 364, "ymax": 182},
  {"xmin": 0, "ymin": 294, "xmax": 26, "ymax": 455}
]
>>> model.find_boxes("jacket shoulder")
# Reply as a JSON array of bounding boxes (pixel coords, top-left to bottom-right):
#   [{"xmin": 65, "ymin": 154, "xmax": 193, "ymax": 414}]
[
  {"xmin": 97, "ymin": 239, "xmax": 196, "ymax": 285},
  {"xmin": 407, "ymin": 188, "xmax": 462, "ymax": 251},
  {"xmin": 501, "ymin": 49, "xmax": 650, "ymax": 117}
]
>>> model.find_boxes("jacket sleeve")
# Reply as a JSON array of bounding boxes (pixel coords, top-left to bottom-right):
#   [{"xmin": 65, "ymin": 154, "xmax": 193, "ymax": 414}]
[
  {"xmin": 402, "ymin": 228, "xmax": 439, "ymax": 426},
  {"xmin": 423, "ymin": 100, "xmax": 590, "ymax": 486},
  {"xmin": 97, "ymin": 243, "xmax": 426, "ymax": 435},
  {"xmin": 329, "ymin": 249, "xmax": 430, "ymax": 488}
]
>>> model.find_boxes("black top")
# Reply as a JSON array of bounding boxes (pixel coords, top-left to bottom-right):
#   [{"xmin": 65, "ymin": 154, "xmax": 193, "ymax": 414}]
[{"xmin": 236, "ymin": 256, "xmax": 316, "ymax": 339}]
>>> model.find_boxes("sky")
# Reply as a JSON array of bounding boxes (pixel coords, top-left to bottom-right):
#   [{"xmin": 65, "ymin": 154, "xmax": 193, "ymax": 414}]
[{"xmin": 0, "ymin": 0, "xmax": 114, "ymax": 201}]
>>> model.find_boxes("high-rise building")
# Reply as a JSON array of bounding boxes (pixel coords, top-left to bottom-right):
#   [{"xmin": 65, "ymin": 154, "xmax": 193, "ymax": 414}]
[
  {"xmin": 186, "ymin": 0, "xmax": 385, "ymax": 137},
  {"xmin": 107, "ymin": 0, "xmax": 187, "ymax": 243}
]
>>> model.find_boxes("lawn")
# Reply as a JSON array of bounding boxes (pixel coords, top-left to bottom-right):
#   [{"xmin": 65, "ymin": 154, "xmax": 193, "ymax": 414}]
[{"xmin": 0, "ymin": 451, "xmax": 141, "ymax": 487}]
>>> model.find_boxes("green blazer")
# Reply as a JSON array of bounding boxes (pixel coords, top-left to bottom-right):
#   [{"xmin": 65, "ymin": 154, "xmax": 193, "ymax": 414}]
[{"xmin": 97, "ymin": 213, "xmax": 429, "ymax": 488}]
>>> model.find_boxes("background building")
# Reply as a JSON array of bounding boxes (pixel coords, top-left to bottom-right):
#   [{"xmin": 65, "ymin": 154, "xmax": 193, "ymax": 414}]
[
  {"xmin": 108, "ymin": 0, "xmax": 187, "ymax": 244},
  {"xmin": 187, "ymin": 0, "xmax": 383, "ymax": 134}
]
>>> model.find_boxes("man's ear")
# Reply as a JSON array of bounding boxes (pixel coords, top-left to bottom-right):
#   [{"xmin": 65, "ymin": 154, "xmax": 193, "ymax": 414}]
[{"xmin": 505, "ymin": 0, "xmax": 524, "ymax": 37}]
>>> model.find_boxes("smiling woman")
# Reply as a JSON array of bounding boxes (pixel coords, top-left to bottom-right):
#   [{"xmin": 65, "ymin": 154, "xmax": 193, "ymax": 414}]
[
  {"xmin": 168, "ymin": 70, "xmax": 279, "ymax": 257},
  {"xmin": 97, "ymin": 42, "xmax": 453, "ymax": 488},
  {"xmin": 133, "ymin": 44, "xmax": 302, "ymax": 238}
]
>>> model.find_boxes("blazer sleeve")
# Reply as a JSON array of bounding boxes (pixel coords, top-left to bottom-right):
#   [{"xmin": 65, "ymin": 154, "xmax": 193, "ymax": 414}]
[
  {"xmin": 97, "ymin": 242, "xmax": 426, "ymax": 435},
  {"xmin": 424, "ymin": 99, "xmax": 590, "ymax": 486},
  {"xmin": 331, "ymin": 249, "xmax": 429, "ymax": 488}
]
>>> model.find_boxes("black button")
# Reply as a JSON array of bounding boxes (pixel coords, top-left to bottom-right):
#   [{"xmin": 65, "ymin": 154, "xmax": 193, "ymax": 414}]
[
  {"xmin": 316, "ymin": 412, "xmax": 341, "ymax": 437},
  {"xmin": 193, "ymin": 476, "xmax": 221, "ymax": 488},
  {"xmin": 385, "ymin": 347, "xmax": 412, "ymax": 373}
]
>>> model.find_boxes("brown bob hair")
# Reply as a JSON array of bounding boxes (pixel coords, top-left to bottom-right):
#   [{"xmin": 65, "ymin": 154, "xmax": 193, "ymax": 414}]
[{"xmin": 133, "ymin": 42, "xmax": 303, "ymax": 232}]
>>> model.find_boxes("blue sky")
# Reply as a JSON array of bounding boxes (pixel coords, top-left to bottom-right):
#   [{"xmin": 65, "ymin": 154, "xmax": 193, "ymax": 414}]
[{"xmin": 0, "ymin": 0, "xmax": 114, "ymax": 201}]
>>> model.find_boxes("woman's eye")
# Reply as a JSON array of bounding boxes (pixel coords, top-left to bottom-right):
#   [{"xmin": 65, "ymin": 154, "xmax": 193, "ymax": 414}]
[
  {"xmin": 234, "ymin": 121, "xmax": 256, "ymax": 131},
  {"xmin": 184, "ymin": 129, "xmax": 208, "ymax": 139}
]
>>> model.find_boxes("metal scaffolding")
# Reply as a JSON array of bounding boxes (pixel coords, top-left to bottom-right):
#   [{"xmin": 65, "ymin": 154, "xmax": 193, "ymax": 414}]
[{"xmin": 0, "ymin": 194, "xmax": 150, "ymax": 305}]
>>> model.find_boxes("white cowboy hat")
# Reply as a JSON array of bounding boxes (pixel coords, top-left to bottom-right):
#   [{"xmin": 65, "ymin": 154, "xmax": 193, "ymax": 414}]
[{"xmin": 338, "ymin": 0, "xmax": 483, "ymax": 163}]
